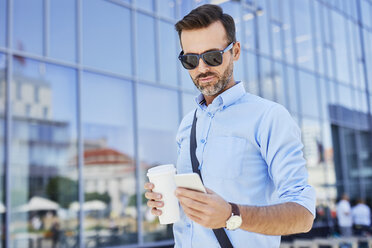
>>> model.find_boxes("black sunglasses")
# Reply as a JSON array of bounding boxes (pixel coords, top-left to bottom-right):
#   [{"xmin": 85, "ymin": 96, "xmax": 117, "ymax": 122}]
[{"xmin": 178, "ymin": 42, "xmax": 235, "ymax": 70}]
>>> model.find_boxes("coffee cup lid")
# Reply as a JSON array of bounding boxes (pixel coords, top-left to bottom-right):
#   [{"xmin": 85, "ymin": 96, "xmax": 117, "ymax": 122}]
[{"xmin": 147, "ymin": 164, "xmax": 175, "ymax": 177}]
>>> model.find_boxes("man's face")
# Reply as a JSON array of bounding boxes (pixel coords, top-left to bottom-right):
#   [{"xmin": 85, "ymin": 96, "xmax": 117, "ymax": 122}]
[{"xmin": 180, "ymin": 21, "xmax": 240, "ymax": 97}]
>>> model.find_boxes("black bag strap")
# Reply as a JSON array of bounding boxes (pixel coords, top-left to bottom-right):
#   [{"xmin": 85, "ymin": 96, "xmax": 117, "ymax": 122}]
[{"xmin": 190, "ymin": 109, "xmax": 233, "ymax": 248}]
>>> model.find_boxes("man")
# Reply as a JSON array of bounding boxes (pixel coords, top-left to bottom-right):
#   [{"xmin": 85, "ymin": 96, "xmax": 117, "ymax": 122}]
[
  {"xmin": 145, "ymin": 4, "xmax": 315, "ymax": 247},
  {"xmin": 336, "ymin": 194, "xmax": 353, "ymax": 237},
  {"xmin": 351, "ymin": 199, "xmax": 370, "ymax": 236}
]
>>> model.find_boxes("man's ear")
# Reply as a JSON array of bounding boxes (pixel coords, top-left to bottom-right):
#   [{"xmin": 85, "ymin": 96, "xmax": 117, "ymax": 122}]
[{"xmin": 232, "ymin": 42, "xmax": 241, "ymax": 61}]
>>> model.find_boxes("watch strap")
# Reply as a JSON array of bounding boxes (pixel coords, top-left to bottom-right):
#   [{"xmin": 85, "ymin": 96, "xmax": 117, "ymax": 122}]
[{"xmin": 229, "ymin": 202, "xmax": 240, "ymax": 216}]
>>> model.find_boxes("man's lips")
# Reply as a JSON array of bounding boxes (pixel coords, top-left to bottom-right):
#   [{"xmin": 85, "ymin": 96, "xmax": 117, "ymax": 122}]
[{"xmin": 198, "ymin": 76, "xmax": 215, "ymax": 82}]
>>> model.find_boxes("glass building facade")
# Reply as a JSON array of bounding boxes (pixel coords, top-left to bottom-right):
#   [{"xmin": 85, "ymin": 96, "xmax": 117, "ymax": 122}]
[{"xmin": 0, "ymin": 0, "xmax": 372, "ymax": 247}]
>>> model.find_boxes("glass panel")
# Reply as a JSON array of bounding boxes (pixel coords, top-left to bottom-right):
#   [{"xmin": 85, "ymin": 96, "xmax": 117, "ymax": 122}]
[
  {"xmin": 260, "ymin": 57, "xmax": 274, "ymax": 101},
  {"xmin": 332, "ymin": 11, "xmax": 350, "ymax": 85},
  {"xmin": 319, "ymin": 78, "xmax": 331, "ymax": 121},
  {"xmin": 135, "ymin": 0, "xmax": 153, "ymax": 12},
  {"xmin": 313, "ymin": 1, "xmax": 324, "ymax": 75},
  {"xmin": 81, "ymin": 72, "xmax": 137, "ymax": 246},
  {"xmin": 11, "ymin": 59, "xmax": 79, "ymax": 248},
  {"xmin": 0, "ymin": 0, "xmax": 6, "ymax": 47},
  {"xmin": 13, "ymin": 0, "xmax": 43, "ymax": 55},
  {"xmin": 283, "ymin": 0, "xmax": 294, "ymax": 64},
  {"xmin": 338, "ymin": 84, "xmax": 353, "ymax": 110},
  {"xmin": 82, "ymin": 0, "xmax": 132, "ymax": 76},
  {"xmin": 256, "ymin": 0, "xmax": 270, "ymax": 55},
  {"xmin": 364, "ymin": 31, "xmax": 372, "ymax": 94},
  {"xmin": 361, "ymin": 0, "xmax": 372, "ymax": 28},
  {"xmin": 299, "ymin": 71, "xmax": 319, "ymax": 118},
  {"xmin": 50, "ymin": 0, "xmax": 76, "ymax": 62},
  {"xmin": 156, "ymin": 0, "xmax": 176, "ymax": 19},
  {"xmin": 137, "ymin": 84, "xmax": 179, "ymax": 243},
  {"xmin": 245, "ymin": 51, "xmax": 259, "ymax": 95},
  {"xmin": 293, "ymin": 0, "xmax": 314, "ymax": 71},
  {"xmin": 349, "ymin": 21, "xmax": 362, "ymax": 90},
  {"xmin": 182, "ymin": 92, "xmax": 196, "ymax": 117},
  {"xmin": 243, "ymin": 10, "xmax": 255, "ymax": 50},
  {"xmin": 0, "ymin": 53, "xmax": 5, "ymax": 248},
  {"xmin": 273, "ymin": 62, "xmax": 286, "ymax": 107},
  {"xmin": 159, "ymin": 21, "xmax": 177, "ymax": 86},
  {"xmin": 271, "ymin": 22, "xmax": 282, "ymax": 60},
  {"xmin": 286, "ymin": 66, "xmax": 298, "ymax": 114},
  {"xmin": 136, "ymin": 13, "xmax": 156, "ymax": 82},
  {"xmin": 302, "ymin": 118, "xmax": 322, "ymax": 168}
]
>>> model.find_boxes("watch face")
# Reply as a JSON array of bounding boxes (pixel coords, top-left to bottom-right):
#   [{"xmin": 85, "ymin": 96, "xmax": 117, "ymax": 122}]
[{"xmin": 226, "ymin": 215, "xmax": 242, "ymax": 230}]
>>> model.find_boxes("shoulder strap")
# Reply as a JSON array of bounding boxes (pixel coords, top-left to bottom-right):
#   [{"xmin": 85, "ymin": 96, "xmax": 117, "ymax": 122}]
[{"xmin": 190, "ymin": 109, "xmax": 234, "ymax": 248}]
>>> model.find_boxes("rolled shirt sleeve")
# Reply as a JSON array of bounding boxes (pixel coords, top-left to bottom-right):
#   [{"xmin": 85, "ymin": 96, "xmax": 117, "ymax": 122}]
[{"xmin": 258, "ymin": 104, "xmax": 316, "ymax": 217}]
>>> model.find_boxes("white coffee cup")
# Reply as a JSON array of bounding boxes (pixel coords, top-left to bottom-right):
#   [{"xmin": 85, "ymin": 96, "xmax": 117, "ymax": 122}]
[{"xmin": 147, "ymin": 164, "xmax": 180, "ymax": 224}]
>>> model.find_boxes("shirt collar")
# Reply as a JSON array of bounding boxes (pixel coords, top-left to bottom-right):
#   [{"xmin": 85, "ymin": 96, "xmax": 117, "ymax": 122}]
[{"xmin": 194, "ymin": 81, "xmax": 246, "ymax": 111}]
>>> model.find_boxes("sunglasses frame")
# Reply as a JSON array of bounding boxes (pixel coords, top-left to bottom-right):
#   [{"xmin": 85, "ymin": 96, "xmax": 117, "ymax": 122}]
[{"xmin": 178, "ymin": 42, "xmax": 235, "ymax": 70}]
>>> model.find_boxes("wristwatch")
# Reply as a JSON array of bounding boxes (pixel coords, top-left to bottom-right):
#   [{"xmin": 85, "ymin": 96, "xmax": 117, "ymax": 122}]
[{"xmin": 225, "ymin": 202, "xmax": 242, "ymax": 230}]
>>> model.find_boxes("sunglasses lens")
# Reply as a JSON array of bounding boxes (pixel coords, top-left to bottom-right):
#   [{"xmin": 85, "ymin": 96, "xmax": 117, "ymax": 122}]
[
  {"xmin": 180, "ymin": 55, "xmax": 199, "ymax": 70},
  {"xmin": 203, "ymin": 51, "xmax": 222, "ymax": 66}
]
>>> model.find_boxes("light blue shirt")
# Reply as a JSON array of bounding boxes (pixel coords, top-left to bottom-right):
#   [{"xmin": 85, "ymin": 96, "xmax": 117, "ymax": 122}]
[{"xmin": 173, "ymin": 82, "xmax": 316, "ymax": 248}]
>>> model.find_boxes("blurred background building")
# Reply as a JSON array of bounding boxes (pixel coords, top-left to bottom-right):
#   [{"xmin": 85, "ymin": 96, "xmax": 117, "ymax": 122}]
[{"xmin": 0, "ymin": 0, "xmax": 371, "ymax": 247}]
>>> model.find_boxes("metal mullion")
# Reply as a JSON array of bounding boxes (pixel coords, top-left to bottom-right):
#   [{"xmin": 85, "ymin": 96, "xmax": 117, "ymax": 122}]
[
  {"xmin": 175, "ymin": 0, "xmax": 184, "ymax": 121},
  {"xmin": 154, "ymin": 3, "xmax": 161, "ymax": 83},
  {"xmin": 76, "ymin": 0, "xmax": 84, "ymax": 247},
  {"xmin": 130, "ymin": 3, "xmax": 143, "ymax": 245},
  {"xmin": 265, "ymin": 0, "xmax": 277, "ymax": 102},
  {"xmin": 4, "ymin": 0, "xmax": 13, "ymax": 247}
]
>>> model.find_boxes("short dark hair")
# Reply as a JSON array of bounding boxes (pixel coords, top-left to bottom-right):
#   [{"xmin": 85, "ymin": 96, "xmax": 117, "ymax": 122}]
[{"xmin": 175, "ymin": 4, "xmax": 236, "ymax": 45}]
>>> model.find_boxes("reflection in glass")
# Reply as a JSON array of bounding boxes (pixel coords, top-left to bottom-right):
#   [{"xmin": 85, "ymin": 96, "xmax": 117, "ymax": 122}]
[
  {"xmin": 50, "ymin": 0, "xmax": 76, "ymax": 62},
  {"xmin": 159, "ymin": 21, "xmax": 177, "ymax": 86},
  {"xmin": 136, "ymin": 13, "xmax": 156, "ymax": 82},
  {"xmin": 256, "ymin": 0, "xmax": 270, "ymax": 54},
  {"xmin": 245, "ymin": 51, "xmax": 259, "ymax": 96},
  {"xmin": 156, "ymin": 0, "xmax": 175, "ymax": 19},
  {"xmin": 137, "ymin": 84, "xmax": 179, "ymax": 243},
  {"xmin": 10, "ymin": 58, "xmax": 79, "ymax": 248},
  {"xmin": 299, "ymin": 71, "xmax": 319, "ymax": 118},
  {"xmin": 0, "ymin": 0, "xmax": 6, "ymax": 47},
  {"xmin": 286, "ymin": 66, "xmax": 298, "ymax": 114},
  {"xmin": 182, "ymin": 93, "xmax": 196, "ymax": 116},
  {"xmin": 282, "ymin": 0, "xmax": 294, "ymax": 63},
  {"xmin": 83, "ymin": 0, "xmax": 132, "ymax": 76},
  {"xmin": 293, "ymin": 0, "xmax": 314, "ymax": 71},
  {"xmin": 273, "ymin": 62, "xmax": 286, "ymax": 107},
  {"xmin": 135, "ymin": 0, "xmax": 153, "ymax": 12},
  {"xmin": 243, "ymin": 10, "xmax": 255, "ymax": 50},
  {"xmin": 13, "ymin": 0, "xmax": 43, "ymax": 55},
  {"xmin": 0, "ymin": 53, "xmax": 5, "ymax": 248},
  {"xmin": 260, "ymin": 57, "xmax": 274, "ymax": 101},
  {"xmin": 82, "ymin": 72, "xmax": 137, "ymax": 246}
]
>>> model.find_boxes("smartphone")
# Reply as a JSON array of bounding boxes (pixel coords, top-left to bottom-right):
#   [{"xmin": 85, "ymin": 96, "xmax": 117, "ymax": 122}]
[{"xmin": 174, "ymin": 173, "xmax": 206, "ymax": 193}]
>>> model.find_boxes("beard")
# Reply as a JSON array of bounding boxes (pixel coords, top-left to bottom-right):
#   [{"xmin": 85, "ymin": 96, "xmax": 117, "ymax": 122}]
[{"xmin": 191, "ymin": 59, "xmax": 234, "ymax": 97}]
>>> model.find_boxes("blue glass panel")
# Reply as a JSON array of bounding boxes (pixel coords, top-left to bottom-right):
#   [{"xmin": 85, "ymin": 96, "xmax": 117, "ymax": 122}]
[
  {"xmin": 157, "ymin": 0, "xmax": 176, "ymax": 18},
  {"xmin": 293, "ymin": 0, "xmax": 314, "ymax": 71},
  {"xmin": 182, "ymin": 92, "xmax": 196, "ymax": 116},
  {"xmin": 50, "ymin": 0, "xmax": 76, "ymax": 62},
  {"xmin": 13, "ymin": 0, "xmax": 43, "ymax": 54},
  {"xmin": 11, "ymin": 59, "xmax": 79, "ymax": 246},
  {"xmin": 82, "ymin": 72, "xmax": 137, "ymax": 246},
  {"xmin": 332, "ymin": 11, "xmax": 350, "ymax": 84},
  {"xmin": 286, "ymin": 66, "xmax": 298, "ymax": 114},
  {"xmin": 282, "ymin": 0, "xmax": 294, "ymax": 63},
  {"xmin": 299, "ymin": 71, "xmax": 319, "ymax": 118},
  {"xmin": 0, "ymin": 53, "xmax": 4, "ymax": 248},
  {"xmin": 256, "ymin": 0, "xmax": 270, "ymax": 55},
  {"xmin": 136, "ymin": 13, "xmax": 156, "ymax": 82},
  {"xmin": 273, "ymin": 62, "xmax": 286, "ymax": 107},
  {"xmin": 83, "ymin": 0, "xmax": 132, "ymax": 76},
  {"xmin": 260, "ymin": 57, "xmax": 274, "ymax": 101},
  {"xmin": 0, "ymin": 0, "xmax": 6, "ymax": 47},
  {"xmin": 301, "ymin": 118, "xmax": 322, "ymax": 168},
  {"xmin": 135, "ymin": 0, "xmax": 153, "ymax": 12},
  {"xmin": 313, "ymin": 1, "xmax": 325, "ymax": 75},
  {"xmin": 245, "ymin": 51, "xmax": 259, "ymax": 96},
  {"xmin": 137, "ymin": 84, "xmax": 179, "ymax": 243},
  {"xmin": 159, "ymin": 21, "xmax": 177, "ymax": 86},
  {"xmin": 338, "ymin": 83, "xmax": 353, "ymax": 110},
  {"xmin": 243, "ymin": 10, "xmax": 255, "ymax": 50},
  {"xmin": 361, "ymin": 0, "xmax": 372, "ymax": 28}
]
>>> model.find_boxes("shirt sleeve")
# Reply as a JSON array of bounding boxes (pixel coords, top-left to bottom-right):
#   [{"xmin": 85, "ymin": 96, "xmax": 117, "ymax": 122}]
[{"xmin": 258, "ymin": 104, "xmax": 316, "ymax": 217}]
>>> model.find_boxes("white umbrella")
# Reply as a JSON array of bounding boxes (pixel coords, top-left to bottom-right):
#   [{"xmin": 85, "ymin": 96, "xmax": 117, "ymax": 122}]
[
  {"xmin": 17, "ymin": 196, "xmax": 59, "ymax": 212},
  {"xmin": 69, "ymin": 200, "xmax": 107, "ymax": 211}
]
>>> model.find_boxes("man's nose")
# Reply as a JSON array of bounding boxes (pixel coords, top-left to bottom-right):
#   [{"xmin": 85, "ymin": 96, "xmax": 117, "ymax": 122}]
[{"xmin": 196, "ymin": 58, "xmax": 210, "ymax": 73}]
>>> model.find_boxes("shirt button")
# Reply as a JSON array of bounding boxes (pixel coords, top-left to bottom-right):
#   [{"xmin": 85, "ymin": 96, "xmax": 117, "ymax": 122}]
[{"xmin": 200, "ymin": 139, "xmax": 205, "ymax": 144}]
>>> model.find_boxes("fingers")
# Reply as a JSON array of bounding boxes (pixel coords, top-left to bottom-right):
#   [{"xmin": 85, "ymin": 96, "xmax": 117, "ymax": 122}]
[
  {"xmin": 147, "ymin": 199, "xmax": 164, "ymax": 209},
  {"xmin": 144, "ymin": 182, "xmax": 163, "ymax": 216},
  {"xmin": 145, "ymin": 191, "xmax": 162, "ymax": 201},
  {"xmin": 175, "ymin": 188, "xmax": 209, "ymax": 203},
  {"xmin": 144, "ymin": 182, "xmax": 154, "ymax": 190},
  {"xmin": 178, "ymin": 195, "xmax": 210, "ymax": 213},
  {"xmin": 151, "ymin": 207, "xmax": 163, "ymax": 216}
]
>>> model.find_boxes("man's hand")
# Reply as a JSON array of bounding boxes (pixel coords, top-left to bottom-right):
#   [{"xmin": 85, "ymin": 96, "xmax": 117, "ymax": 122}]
[
  {"xmin": 175, "ymin": 187, "xmax": 231, "ymax": 229},
  {"xmin": 144, "ymin": 182, "xmax": 164, "ymax": 216}
]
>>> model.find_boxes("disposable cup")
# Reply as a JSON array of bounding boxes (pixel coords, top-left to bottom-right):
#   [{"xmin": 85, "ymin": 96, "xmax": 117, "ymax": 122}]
[{"xmin": 147, "ymin": 164, "xmax": 180, "ymax": 224}]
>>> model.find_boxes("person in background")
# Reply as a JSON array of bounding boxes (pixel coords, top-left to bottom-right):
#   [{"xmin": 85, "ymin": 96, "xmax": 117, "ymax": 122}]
[
  {"xmin": 337, "ymin": 194, "xmax": 353, "ymax": 237},
  {"xmin": 352, "ymin": 199, "xmax": 371, "ymax": 236}
]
